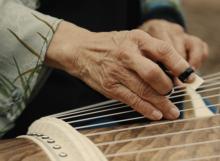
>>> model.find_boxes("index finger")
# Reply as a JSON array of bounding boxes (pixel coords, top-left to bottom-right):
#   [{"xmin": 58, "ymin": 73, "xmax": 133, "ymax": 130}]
[{"xmin": 135, "ymin": 31, "xmax": 195, "ymax": 82}]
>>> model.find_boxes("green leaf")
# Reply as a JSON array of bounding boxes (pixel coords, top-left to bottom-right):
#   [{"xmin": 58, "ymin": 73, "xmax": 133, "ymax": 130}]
[
  {"xmin": 8, "ymin": 29, "xmax": 41, "ymax": 59},
  {"xmin": 12, "ymin": 57, "xmax": 29, "ymax": 99},
  {"xmin": 37, "ymin": 32, "xmax": 48, "ymax": 44},
  {"xmin": 24, "ymin": 64, "xmax": 42, "ymax": 94},
  {"xmin": 0, "ymin": 73, "xmax": 16, "ymax": 90},
  {"xmin": 0, "ymin": 81, "xmax": 10, "ymax": 97},
  {"xmin": 13, "ymin": 64, "xmax": 42, "ymax": 83},
  {"xmin": 32, "ymin": 13, "xmax": 55, "ymax": 33}
]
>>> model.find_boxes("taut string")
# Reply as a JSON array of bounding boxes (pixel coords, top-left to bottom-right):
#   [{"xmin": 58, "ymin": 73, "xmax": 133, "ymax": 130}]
[
  {"xmin": 85, "ymin": 113, "xmax": 220, "ymax": 137},
  {"xmin": 105, "ymin": 139, "xmax": 220, "ymax": 158},
  {"xmin": 179, "ymin": 154, "xmax": 220, "ymax": 161},
  {"xmin": 96, "ymin": 121, "xmax": 220, "ymax": 146},
  {"xmin": 51, "ymin": 74, "xmax": 220, "ymax": 118},
  {"xmin": 61, "ymin": 86, "xmax": 220, "ymax": 121},
  {"xmin": 68, "ymin": 93, "xmax": 220, "ymax": 127}
]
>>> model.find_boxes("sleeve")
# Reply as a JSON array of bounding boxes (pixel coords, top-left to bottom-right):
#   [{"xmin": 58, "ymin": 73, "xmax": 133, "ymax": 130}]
[
  {"xmin": 140, "ymin": 0, "xmax": 185, "ymax": 27},
  {"xmin": 0, "ymin": 0, "xmax": 61, "ymax": 136}
]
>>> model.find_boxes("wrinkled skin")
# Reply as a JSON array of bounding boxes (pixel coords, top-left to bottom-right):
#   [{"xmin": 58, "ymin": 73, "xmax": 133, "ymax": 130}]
[
  {"xmin": 46, "ymin": 21, "xmax": 206, "ymax": 121},
  {"xmin": 139, "ymin": 19, "xmax": 209, "ymax": 69}
]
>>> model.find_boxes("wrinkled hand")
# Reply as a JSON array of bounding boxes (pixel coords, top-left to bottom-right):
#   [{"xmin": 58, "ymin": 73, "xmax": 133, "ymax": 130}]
[
  {"xmin": 46, "ymin": 21, "xmax": 195, "ymax": 121},
  {"xmin": 139, "ymin": 20, "xmax": 209, "ymax": 69}
]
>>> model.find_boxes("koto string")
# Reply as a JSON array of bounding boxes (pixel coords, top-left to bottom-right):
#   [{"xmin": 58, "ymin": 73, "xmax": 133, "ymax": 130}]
[
  {"xmin": 53, "ymin": 79, "xmax": 219, "ymax": 119},
  {"xmin": 179, "ymin": 154, "xmax": 220, "ymax": 161},
  {"xmin": 72, "ymin": 102, "xmax": 219, "ymax": 129},
  {"xmin": 105, "ymin": 139, "xmax": 220, "ymax": 158},
  {"xmin": 96, "ymin": 120, "xmax": 220, "ymax": 146},
  {"xmin": 60, "ymin": 104, "xmax": 128, "ymax": 120},
  {"xmin": 52, "ymin": 101, "xmax": 122, "ymax": 118},
  {"xmin": 57, "ymin": 80, "xmax": 220, "ymax": 119},
  {"xmin": 85, "ymin": 113, "xmax": 220, "ymax": 137},
  {"xmin": 68, "ymin": 93, "xmax": 220, "ymax": 126},
  {"xmin": 202, "ymin": 71, "xmax": 220, "ymax": 79},
  {"xmin": 66, "ymin": 102, "xmax": 220, "ymax": 124},
  {"xmin": 52, "ymin": 74, "xmax": 220, "ymax": 117},
  {"xmin": 61, "ymin": 86, "xmax": 220, "ymax": 121}
]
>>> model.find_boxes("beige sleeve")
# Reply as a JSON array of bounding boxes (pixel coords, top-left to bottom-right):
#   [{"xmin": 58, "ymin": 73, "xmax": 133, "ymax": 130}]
[{"xmin": 0, "ymin": 0, "xmax": 61, "ymax": 136}]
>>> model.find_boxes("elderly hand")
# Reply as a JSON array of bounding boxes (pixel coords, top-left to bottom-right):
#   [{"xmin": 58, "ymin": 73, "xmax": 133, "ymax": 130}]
[
  {"xmin": 46, "ymin": 21, "xmax": 195, "ymax": 121},
  {"xmin": 139, "ymin": 20, "xmax": 209, "ymax": 69}
]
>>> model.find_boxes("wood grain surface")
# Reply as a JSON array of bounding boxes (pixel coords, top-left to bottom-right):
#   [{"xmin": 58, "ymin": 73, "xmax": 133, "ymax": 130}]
[
  {"xmin": 0, "ymin": 138, "xmax": 50, "ymax": 161},
  {"xmin": 80, "ymin": 114, "xmax": 220, "ymax": 161}
]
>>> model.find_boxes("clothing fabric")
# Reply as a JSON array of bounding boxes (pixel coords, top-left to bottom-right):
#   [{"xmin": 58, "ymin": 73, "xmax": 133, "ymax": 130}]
[
  {"xmin": 0, "ymin": 0, "xmax": 183, "ymax": 137},
  {"xmin": 0, "ymin": 0, "xmax": 60, "ymax": 137}
]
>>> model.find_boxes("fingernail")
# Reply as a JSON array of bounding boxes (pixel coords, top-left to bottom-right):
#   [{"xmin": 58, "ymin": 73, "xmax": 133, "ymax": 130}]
[
  {"xmin": 178, "ymin": 67, "xmax": 195, "ymax": 83},
  {"xmin": 152, "ymin": 110, "xmax": 163, "ymax": 120},
  {"xmin": 168, "ymin": 108, "xmax": 180, "ymax": 119}
]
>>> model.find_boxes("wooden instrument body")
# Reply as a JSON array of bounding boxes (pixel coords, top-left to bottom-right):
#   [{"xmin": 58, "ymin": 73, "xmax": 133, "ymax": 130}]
[
  {"xmin": 1, "ymin": 114, "xmax": 219, "ymax": 161},
  {"xmin": 0, "ymin": 138, "xmax": 50, "ymax": 161},
  {"xmin": 1, "ymin": 73, "xmax": 220, "ymax": 161},
  {"xmin": 83, "ymin": 115, "xmax": 220, "ymax": 161}
]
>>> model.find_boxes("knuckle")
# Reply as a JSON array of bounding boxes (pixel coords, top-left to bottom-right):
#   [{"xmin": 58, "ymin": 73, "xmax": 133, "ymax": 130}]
[
  {"xmin": 131, "ymin": 29, "xmax": 146, "ymax": 36},
  {"xmin": 137, "ymin": 83, "xmax": 147, "ymax": 97},
  {"xmin": 123, "ymin": 92, "xmax": 140, "ymax": 107},
  {"xmin": 156, "ymin": 97, "xmax": 170, "ymax": 109},
  {"xmin": 131, "ymin": 97, "xmax": 143, "ymax": 109},
  {"xmin": 119, "ymin": 49, "xmax": 129, "ymax": 58},
  {"xmin": 158, "ymin": 41, "xmax": 174, "ymax": 58},
  {"xmin": 117, "ymin": 47, "xmax": 132, "ymax": 62},
  {"xmin": 138, "ymin": 83, "xmax": 153, "ymax": 99},
  {"xmin": 102, "ymin": 80, "xmax": 114, "ymax": 89},
  {"xmin": 172, "ymin": 24, "xmax": 184, "ymax": 32},
  {"xmin": 130, "ymin": 29, "xmax": 150, "ymax": 43},
  {"xmin": 144, "ymin": 64, "xmax": 161, "ymax": 81}
]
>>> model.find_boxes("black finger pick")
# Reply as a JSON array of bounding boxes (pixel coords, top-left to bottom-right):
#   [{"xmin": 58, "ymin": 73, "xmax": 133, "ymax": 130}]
[{"xmin": 178, "ymin": 67, "xmax": 194, "ymax": 83}]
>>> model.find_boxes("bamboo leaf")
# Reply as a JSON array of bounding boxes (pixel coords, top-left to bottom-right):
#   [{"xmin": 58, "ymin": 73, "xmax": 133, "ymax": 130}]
[
  {"xmin": 12, "ymin": 57, "xmax": 28, "ymax": 97},
  {"xmin": 0, "ymin": 82, "xmax": 11, "ymax": 97},
  {"xmin": 37, "ymin": 32, "xmax": 48, "ymax": 44},
  {"xmin": 13, "ymin": 64, "xmax": 42, "ymax": 82},
  {"xmin": 0, "ymin": 73, "xmax": 16, "ymax": 90},
  {"xmin": 8, "ymin": 29, "xmax": 41, "ymax": 59},
  {"xmin": 32, "ymin": 13, "xmax": 55, "ymax": 33},
  {"xmin": 24, "ymin": 63, "xmax": 42, "ymax": 94}
]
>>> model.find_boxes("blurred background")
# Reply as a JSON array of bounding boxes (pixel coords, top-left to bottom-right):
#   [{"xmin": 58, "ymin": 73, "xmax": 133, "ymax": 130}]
[{"xmin": 183, "ymin": 0, "xmax": 220, "ymax": 75}]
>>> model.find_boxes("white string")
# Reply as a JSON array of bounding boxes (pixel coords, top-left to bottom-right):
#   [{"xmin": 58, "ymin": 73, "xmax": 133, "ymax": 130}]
[
  {"xmin": 60, "ymin": 86, "xmax": 220, "ymax": 121},
  {"xmin": 60, "ymin": 105, "xmax": 129, "ymax": 120},
  {"xmin": 97, "ymin": 123, "xmax": 220, "ymax": 146},
  {"xmin": 66, "ymin": 100, "xmax": 220, "ymax": 124},
  {"xmin": 69, "ymin": 93, "xmax": 220, "ymax": 127},
  {"xmin": 170, "ymin": 84, "xmax": 220, "ymax": 99},
  {"xmin": 171, "ymin": 93, "xmax": 220, "ymax": 105},
  {"xmin": 179, "ymin": 154, "xmax": 220, "ymax": 161},
  {"xmin": 105, "ymin": 139, "xmax": 220, "ymax": 158},
  {"xmin": 52, "ymin": 75, "xmax": 220, "ymax": 118},
  {"xmin": 60, "ymin": 82, "xmax": 220, "ymax": 120},
  {"xmin": 68, "ymin": 109, "xmax": 134, "ymax": 123},
  {"xmin": 53, "ymin": 101, "xmax": 122, "ymax": 118},
  {"xmin": 203, "ymin": 72, "xmax": 220, "ymax": 79},
  {"xmin": 85, "ymin": 113, "xmax": 220, "ymax": 137},
  {"xmin": 75, "ymin": 115, "xmax": 144, "ymax": 130}
]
